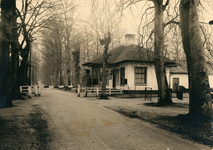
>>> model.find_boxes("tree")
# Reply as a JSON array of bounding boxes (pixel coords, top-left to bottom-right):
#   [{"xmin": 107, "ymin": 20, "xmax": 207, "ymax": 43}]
[
  {"xmin": 99, "ymin": 32, "xmax": 111, "ymax": 99},
  {"xmin": 40, "ymin": 18, "xmax": 64, "ymax": 85},
  {"xmin": 91, "ymin": 0, "xmax": 124, "ymax": 99},
  {"xmin": 11, "ymin": 0, "xmax": 21, "ymax": 99},
  {"xmin": 72, "ymin": 35, "xmax": 81, "ymax": 86},
  {"xmin": 39, "ymin": 0, "xmax": 80, "ymax": 86},
  {"xmin": 162, "ymin": 25, "xmax": 186, "ymax": 61},
  {"xmin": 0, "ymin": 0, "xmax": 14, "ymax": 107},
  {"xmin": 152, "ymin": 0, "xmax": 173, "ymax": 105},
  {"xmin": 180, "ymin": 0, "xmax": 213, "ymax": 124},
  {"xmin": 57, "ymin": 0, "xmax": 77, "ymax": 86},
  {"xmin": 16, "ymin": 0, "xmax": 54, "ymax": 86},
  {"xmin": 118, "ymin": 0, "xmax": 182, "ymax": 105}
]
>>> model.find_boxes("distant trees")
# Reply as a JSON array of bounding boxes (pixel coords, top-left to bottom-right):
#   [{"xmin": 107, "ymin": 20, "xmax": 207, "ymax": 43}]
[
  {"xmin": 40, "ymin": 18, "xmax": 64, "ymax": 85},
  {"xmin": 39, "ymin": 0, "xmax": 127, "ymax": 89},
  {"xmin": 40, "ymin": 0, "xmax": 81, "ymax": 86},
  {"xmin": 16, "ymin": 0, "xmax": 54, "ymax": 86},
  {"xmin": 164, "ymin": 26, "xmax": 185, "ymax": 61},
  {"xmin": 91, "ymin": 0, "xmax": 125, "ymax": 51}
]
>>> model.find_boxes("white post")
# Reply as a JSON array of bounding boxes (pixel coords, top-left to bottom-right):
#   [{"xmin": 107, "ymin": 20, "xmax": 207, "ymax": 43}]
[
  {"xmin": 109, "ymin": 88, "xmax": 111, "ymax": 95},
  {"xmin": 97, "ymin": 88, "xmax": 99, "ymax": 96},
  {"xmin": 28, "ymin": 86, "xmax": 32, "ymax": 97},
  {"xmin": 77, "ymin": 84, "xmax": 80, "ymax": 97},
  {"xmin": 120, "ymin": 89, "xmax": 122, "ymax": 94},
  {"xmin": 20, "ymin": 86, "xmax": 22, "ymax": 93}
]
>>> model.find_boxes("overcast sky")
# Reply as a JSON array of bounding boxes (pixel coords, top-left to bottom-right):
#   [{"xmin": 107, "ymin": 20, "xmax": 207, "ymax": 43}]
[
  {"xmin": 15, "ymin": 0, "xmax": 213, "ymax": 37},
  {"xmin": 74, "ymin": 0, "xmax": 213, "ymax": 34}
]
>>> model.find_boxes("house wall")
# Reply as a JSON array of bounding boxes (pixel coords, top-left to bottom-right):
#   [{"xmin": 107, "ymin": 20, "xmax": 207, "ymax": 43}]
[{"xmin": 107, "ymin": 62, "xmax": 171, "ymax": 91}]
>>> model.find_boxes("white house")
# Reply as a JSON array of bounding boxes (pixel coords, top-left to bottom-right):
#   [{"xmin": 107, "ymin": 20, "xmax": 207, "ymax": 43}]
[{"xmin": 82, "ymin": 44, "xmax": 176, "ymax": 92}]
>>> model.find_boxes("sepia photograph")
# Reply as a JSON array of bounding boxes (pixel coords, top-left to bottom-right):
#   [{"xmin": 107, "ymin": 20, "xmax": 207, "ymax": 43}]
[{"xmin": 0, "ymin": 0, "xmax": 213, "ymax": 149}]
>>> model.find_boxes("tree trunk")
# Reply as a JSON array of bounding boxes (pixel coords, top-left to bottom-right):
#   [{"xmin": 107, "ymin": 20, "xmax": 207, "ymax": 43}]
[
  {"xmin": 0, "ymin": 0, "xmax": 13, "ymax": 107},
  {"xmin": 60, "ymin": 69, "xmax": 63, "ymax": 85},
  {"xmin": 63, "ymin": 65, "xmax": 68, "ymax": 86},
  {"xmin": 180, "ymin": 0, "xmax": 213, "ymax": 121},
  {"xmin": 72, "ymin": 50, "xmax": 80, "ymax": 85},
  {"xmin": 153, "ymin": 1, "xmax": 172, "ymax": 105},
  {"xmin": 100, "ymin": 45, "xmax": 109, "ymax": 99},
  {"xmin": 11, "ymin": 0, "xmax": 20, "ymax": 99},
  {"xmin": 100, "ymin": 32, "xmax": 111, "ymax": 99},
  {"xmin": 59, "ymin": 43, "xmax": 63, "ymax": 85},
  {"xmin": 18, "ymin": 45, "xmax": 30, "ymax": 85}
]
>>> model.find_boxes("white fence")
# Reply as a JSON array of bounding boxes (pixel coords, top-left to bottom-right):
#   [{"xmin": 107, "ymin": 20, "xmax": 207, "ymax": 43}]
[
  {"xmin": 20, "ymin": 86, "xmax": 41, "ymax": 97},
  {"xmin": 81, "ymin": 87, "xmax": 123, "ymax": 96}
]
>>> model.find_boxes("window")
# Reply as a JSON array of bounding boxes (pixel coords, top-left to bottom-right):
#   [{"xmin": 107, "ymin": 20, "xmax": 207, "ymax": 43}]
[
  {"xmin": 135, "ymin": 67, "xmax": 147, "ymax": 85},
  {"xmin": 120, "ymin": 67, "xmax": 125, "ymax": 85}
]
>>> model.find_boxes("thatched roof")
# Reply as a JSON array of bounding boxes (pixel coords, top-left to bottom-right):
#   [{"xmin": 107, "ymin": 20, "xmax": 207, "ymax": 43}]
[
  {"xmin": 170, "ymin": 61, "xmax": 213, "ymax": 75},
  {"xmin": 170, "ymin": 61, "xmax": 188, "ymax": 74},
  {"xmin": 83, "ymin": 45, "xmax": 176, "ymax": 67}
]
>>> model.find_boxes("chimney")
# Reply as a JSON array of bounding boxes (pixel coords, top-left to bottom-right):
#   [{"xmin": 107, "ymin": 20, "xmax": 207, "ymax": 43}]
[{"xmin": 125, "ymin": 34, "xmax": 136, "ymax": 45}]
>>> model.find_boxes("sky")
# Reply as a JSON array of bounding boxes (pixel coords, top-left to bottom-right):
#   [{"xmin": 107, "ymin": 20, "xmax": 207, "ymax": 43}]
[
  {"xmin": 15, "ymin": 0, "xmax": 213, "ymax": 41},
  {"xmin": 74, "ymin": 0, "xmax": 213, "ymax": 34},
  {"xmin": 75, "ymin": 0, "xmax": 146, "ymax": 34}
]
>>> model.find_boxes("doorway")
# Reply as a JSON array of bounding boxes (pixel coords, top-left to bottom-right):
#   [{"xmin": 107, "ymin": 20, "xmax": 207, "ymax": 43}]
[{"xmin": 113, "ymin": 69, "xmax": 119, "ymax": 89}]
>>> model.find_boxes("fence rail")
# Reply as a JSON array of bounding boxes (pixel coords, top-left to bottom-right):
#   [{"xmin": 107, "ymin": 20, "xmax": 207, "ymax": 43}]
[{"xmin": 82, "ymin": 87, "xmax": 123, "ymax": 96}]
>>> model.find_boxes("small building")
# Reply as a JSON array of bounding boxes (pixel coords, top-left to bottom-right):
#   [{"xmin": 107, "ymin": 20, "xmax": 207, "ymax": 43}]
[
  {"xmin": 82, "ymin": 44, "xmax": 176, "ymax": 92},
  {"xmin": 169, "ymin": 61, "xmax": 213, "ymax": 91},
  {"xmin": 169, "ymin": 61, "xmax": 188, "ymax": 91}
]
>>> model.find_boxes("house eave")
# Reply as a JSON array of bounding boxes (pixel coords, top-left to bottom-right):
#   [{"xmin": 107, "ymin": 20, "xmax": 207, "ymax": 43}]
[{"xmin": 83, "ymin": 60, "xmax": 176, "ymax": 68}]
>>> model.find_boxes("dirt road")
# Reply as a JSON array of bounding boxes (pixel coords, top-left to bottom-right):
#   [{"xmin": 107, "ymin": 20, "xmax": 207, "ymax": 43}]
[{"xmin": 29, "ymin": 87, "xmax": 210, "ymax": 150}]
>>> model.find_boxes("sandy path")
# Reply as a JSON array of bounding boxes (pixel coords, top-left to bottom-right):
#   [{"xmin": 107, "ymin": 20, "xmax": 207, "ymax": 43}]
[{"xmin": 35, "ymin": 88, "xmax": 211, "ymax": 150}]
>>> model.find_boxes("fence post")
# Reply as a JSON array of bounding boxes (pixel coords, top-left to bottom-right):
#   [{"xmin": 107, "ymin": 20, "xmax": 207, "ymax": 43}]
[
  {"xmin": 120, "ymin": 89, "xmax": 122, "ymax": 94},
  {"xmin": 109, "ymin": 88, "xmax": 111, "ymax": 95},
  {"xmin": 35, "ymin": 85, "xmax": 38, "ymax": 95},
  {"xmin": 97, "ymin": 88, "xmax": 99, "ymax": 96},
  {"xmin": 28, "ymin": 86, "xmax": 32, "ymax": 98},
  {"xmin": 20, "ymin": 86, "xmax": 22, "ymax": 93}
]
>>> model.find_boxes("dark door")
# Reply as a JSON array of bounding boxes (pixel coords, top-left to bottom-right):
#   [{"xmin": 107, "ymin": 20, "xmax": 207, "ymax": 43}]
[{"xmin": 173, "ymin": 78, "xmax": 179, "ymax": 92}]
